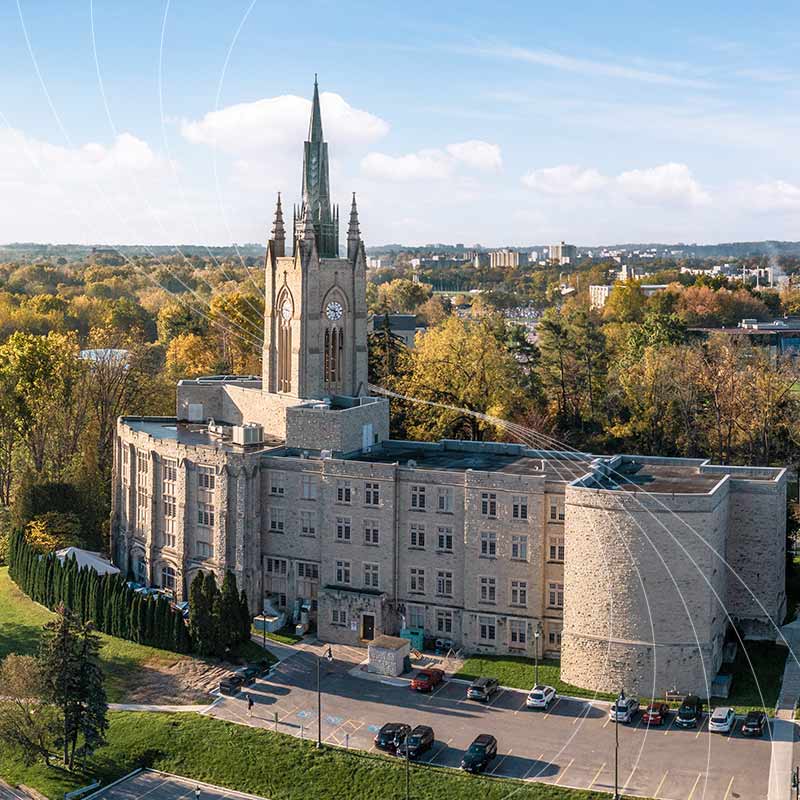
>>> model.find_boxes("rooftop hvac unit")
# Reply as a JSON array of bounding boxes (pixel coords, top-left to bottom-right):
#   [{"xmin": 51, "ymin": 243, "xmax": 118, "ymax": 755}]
[
  {"xmin": 321, "ymin": 449, "xmax": 333, "ymax": 459},
  {"xmin": 232, "ymin": 423, "xmax": 263, "ymax": 446}
]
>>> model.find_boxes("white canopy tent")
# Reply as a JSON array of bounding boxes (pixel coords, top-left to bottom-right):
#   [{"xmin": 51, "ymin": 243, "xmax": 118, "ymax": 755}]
[{"xmin": 55, "ymin": 547, "xmax": 120, "ymax": 576}]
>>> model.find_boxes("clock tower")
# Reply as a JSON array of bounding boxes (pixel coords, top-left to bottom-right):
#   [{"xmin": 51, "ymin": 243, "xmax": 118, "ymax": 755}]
[{"xmin": 262, "ymin": 79, "xmax": 369, "ymax": 403}]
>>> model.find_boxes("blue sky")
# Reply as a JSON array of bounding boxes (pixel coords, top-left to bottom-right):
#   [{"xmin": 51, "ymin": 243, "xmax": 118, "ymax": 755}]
[{"xmin": 1, "ymin": 0, "xmax": 799, "ymax": 246}]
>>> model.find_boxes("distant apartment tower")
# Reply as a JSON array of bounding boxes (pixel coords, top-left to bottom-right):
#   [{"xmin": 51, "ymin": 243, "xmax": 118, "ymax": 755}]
[
  {"xmin": 549, "ymin": 242, "xmax": 577, "ymax": 266},
  {"xmin": 489, "ymin": 249, "xmax": 529, "ymax": 269},
  {"xmin": 589, "ymin": 283, "xmax": 669, "ymax": 310}
]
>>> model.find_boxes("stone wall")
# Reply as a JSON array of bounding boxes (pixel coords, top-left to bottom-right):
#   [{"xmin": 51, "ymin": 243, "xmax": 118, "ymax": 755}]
[{"xmin": 285, "ymin": 398, "xmax": 389, "ymax": 454}]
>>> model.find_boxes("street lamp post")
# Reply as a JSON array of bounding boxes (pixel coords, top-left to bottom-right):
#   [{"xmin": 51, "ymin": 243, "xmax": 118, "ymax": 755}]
[
  {"xmin": 614, "ymin": 688, "xmax": 624, "ymax": 800},
  {"xmin": 316, "ymin": 645, "xmax": 333, "ymax": 748},
  {"xmin": 534, "ymin": 626, "xmax": 541, "ymax": 686},
  {"xmin": 792, "ymin": 765, "xmax": 800, "ymax": 800},
  {"xmin": 404, "ymin": 730, "xmax": 411, "ymax": 800}
]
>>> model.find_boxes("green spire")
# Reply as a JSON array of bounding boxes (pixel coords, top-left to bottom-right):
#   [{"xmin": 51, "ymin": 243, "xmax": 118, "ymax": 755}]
[{"xmin": 308, "ymin": 73, "xmax": 324, "ymax": 143}]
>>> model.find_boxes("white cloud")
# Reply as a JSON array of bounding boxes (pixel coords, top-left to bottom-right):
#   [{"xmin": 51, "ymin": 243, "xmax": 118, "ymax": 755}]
[
  {"xmin": 745, "ymin": 180, "xmax": 800, "ymax": 212},
  {"xmin": 361, "ymin": 139, "xmax": 501, "ymax": 182},
  {"xmin": 181, "ymin": 92, "xmax": 389, "ymax": 154},
  {"xmin": 521, "ymin": 161, "xmax": 709, "ymax": 207},
  {"xmin": 445, "ymin": 140, "xmax": 502, "ymax": 170},
  {"xmin": 521, "ymin": 164, "xmax": 608, "ymax": 194},
  {"xmin": 616, "ymin": 162, "xmax": 710, "ymax": 206}
]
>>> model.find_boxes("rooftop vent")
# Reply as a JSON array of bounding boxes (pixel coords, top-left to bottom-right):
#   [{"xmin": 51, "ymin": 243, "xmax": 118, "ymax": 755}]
[
  {"xmin": 232, "ymin": 423, "xmax": 263, "ymax": 446},
  {"xmin": 407, "ymin": 459, "xmax": 417, "ymax": 468},
  {"xmin": 321, "ymin": 449, "xmax": 332, "ymax": 460}
]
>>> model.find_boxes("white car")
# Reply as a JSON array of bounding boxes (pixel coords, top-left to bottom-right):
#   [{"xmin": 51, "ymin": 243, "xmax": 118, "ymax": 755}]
[
  {"xmin": 526, "ymin": 684, "xmax": 557, "ymax": 709},
  {"xmin": 709, "ymin": 707, "xmax": 735, "ymax": 733},
  {"xmin": 609, "ymin": 696, "xmax": 639, "ymax": 723}
]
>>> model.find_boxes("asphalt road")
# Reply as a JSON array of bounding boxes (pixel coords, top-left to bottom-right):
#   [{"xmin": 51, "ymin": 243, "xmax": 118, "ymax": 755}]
[{"xmin": 208, "ymin": 649, "xmax": 783, "ymax": 800}]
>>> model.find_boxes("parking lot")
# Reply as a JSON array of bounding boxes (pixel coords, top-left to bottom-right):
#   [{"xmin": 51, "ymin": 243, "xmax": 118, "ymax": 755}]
[
  {"xmin": 209, "ymin": 648, "xmax": 785, "ymax": 800},
  {"xmin": 86, "ymin": 769, "xmax": 268, "ymax": 800}
]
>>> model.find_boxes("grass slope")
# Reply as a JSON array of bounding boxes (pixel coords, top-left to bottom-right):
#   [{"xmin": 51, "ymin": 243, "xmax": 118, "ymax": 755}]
[
  {"xmin": 1, "ymin": 567, "xmax": 187, "ymax": 703},
  {"xmin": 0, "ymin": 712, "xmax": 643, "ymax": 800}
]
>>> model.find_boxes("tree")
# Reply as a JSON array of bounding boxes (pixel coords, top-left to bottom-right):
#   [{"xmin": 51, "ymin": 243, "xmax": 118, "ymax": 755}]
[
  {"xmin": 602, "ymin": 281, "xmax": 646, "ymax": 323},
  {"xmin": 219, "ymin": 572, "xmax": 243, "ymax": 652},
  {"xmin": 157, "ymin": 301, "xmax": 206, "ymax": 344},
  {"xmin": 239, "ymin": 589, "xmax": 252, "ymax": 644},
  {"xmin": 165, "ymin": 333, "xmax": 220, "ymax": 380},
  {"xmin": 0, "ymin": 655, "xmax": 58, "ymax": 766},
  {"xmin": 189, "ymin": 571, "xmax": 213, "ymax": 656},
  {"xmin": 375, "ymin": 279, "xmax": 431, "ymax": 314},
  {"xmin": 38, "ymin": 605, "xmax": 107, "ymax": 769},
  {"xmin": 24, "ymin": 511, "xmax": 82, "ymax": 554}
]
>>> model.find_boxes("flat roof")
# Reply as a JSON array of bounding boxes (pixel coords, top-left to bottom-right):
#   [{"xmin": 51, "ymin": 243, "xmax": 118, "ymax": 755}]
[
  {"xmin": 122, "ymin": 419, "xmax": 284, "ymax": 451},
  {"xmin": 584, "ymin": 459, "xmax": 722, "ymax": 494}
]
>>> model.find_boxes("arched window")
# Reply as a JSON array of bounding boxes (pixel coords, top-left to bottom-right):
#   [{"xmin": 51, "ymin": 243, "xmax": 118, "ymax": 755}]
[
  {"xmin": 133, "ymin": 552, "xmax": 147, "ymax": 584},
  {"xmin": 323, "ymin": 294, "xmax": 345, "ymax": 389},
  {"xmin": 276, "ymin": 291, "xmax": 293, "ymax": 393},
  {"xmin": 161, "ymin": 564, "xmax": 176, "ymax": 591}
]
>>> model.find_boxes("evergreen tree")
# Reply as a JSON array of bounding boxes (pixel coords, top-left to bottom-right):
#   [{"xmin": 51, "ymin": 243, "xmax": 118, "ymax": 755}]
[
  {"xmin": 189, "ymin": 571, "xmax": 213, "ymax": 656},
  {"xmin": 144, "ymin": 598, "xmax": 156, "ymax": 646},
  {"xmin": 173, "ymin": 611, "xmax": 190, "ymax": 654},
  {"xmin": 219, "ymin": 572, "xmax": 242, "ymax": 651},
  {"xmin": 239, "ymin": 589, "xmax": 251, "ymax": 645}
]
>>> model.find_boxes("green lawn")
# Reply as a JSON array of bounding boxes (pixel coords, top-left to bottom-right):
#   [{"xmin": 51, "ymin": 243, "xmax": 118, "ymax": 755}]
[
  {"xmin": 784, "ymin": 551, "xmax": 800, "ymax": 624},
  {"xmin": 252, "ymin": 623, "xmax": 304, "ymax": 645},
  {"xmin": 455, "ymin": 654, "xmax": 617, "ymax": 701},
  {"xmin": 0, "ymin": 566, "xmax": 274, "ymax": 703},
  {"xmin": 0, "ymin": 712, "xmax": 647, "ymax": 800},
  {"xmin": 456, "ymin": 643, "xmax": 787, "ymax": 715}
]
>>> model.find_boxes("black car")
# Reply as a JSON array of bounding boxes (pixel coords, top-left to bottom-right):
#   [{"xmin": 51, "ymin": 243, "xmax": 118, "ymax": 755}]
[
  {"xmin": 396, "ymin": 725, "xmax": 435, "ymax": 759},
  {"xmin": 467, "ymin": 677, "xmax": 500, "ymax": 701},
  {"xmin": 254, "ymin": 659, "xmax": 273, "ymax": 676},
  {"xmin": 234, "ymin": 667, "xmax": 258, "ymax": 686},
  {"xmin": 741, "ymin": 710, "xmax": 768, "ymax": 737},
  {"xmin": 461, "ymin": 733, "xmax": 497, "ymax": 773},
  {"xmin": 374, "ymin": 722, "xmax": 412, "ymax": 753},
  {"xmin": 676, "ymin": 695, "xmax": 704, "ymax": 728},
  {"xmin": 219, "ymin": 675, "xmax": 243, "ymax": 696}
]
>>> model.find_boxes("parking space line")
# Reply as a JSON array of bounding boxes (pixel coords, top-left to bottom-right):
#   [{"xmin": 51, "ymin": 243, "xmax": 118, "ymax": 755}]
[
  {"xmin": 622, "ymin": 766, "xmax": 637, "ymax": 794},
  {"xmin": 686, "ymin": 772, "xmax": 702, "ymax": 800},
  {"xmin": 554, "ymin": 758, "xmax": 574, "ymax": 785},
  {"xmin": 523, "ymin": 752, "xmax": 546, "ymax": 780},
  {"xmin": 543, "ymin": 697, "xmax": 562, "ymax": 718},
  {"xmin": 602, "ymin": 715, "xmax": 612, "ymax": 729},
  {"xmin": 490, "ymin": 749, "xmax": 511, "ymax": 775},
  {"xmin": 726, "ymin": 721, "xmax": 736, "ymax": 741},
  {"xmin": 488, "ymin": 689, "xmax": 506, "ymax": 708},
  {"xmin": 664, "ymin": 716, "xmax": 676, "ymax": 735},
  {"xmin": 513, "ymin": 694, "xmax": 528, "ymax": 715},
  {"xmin": 573, "ymin": 705, "xmax": 592, "ymax": 725},
  {"xmin": 428, "ymin": 738, "xmax": 451, "ymax": 763},
  {"xmin": 654, "ymin": 770, "xmax": 668, "ymax": 797},
  {"xmin": 723, "ymin": 776, "xmax": 735, "ymax": 800},
  {"xmin": 694, "ymin": 718, "xmax": 707, "ymax": 739},
  {"xmin": 427, "ymin": 681, "xmax": 448, "ymax": 701},
  {"xmin": 589, "ymin": 762, "xmax": 605, "ymax": 788}
]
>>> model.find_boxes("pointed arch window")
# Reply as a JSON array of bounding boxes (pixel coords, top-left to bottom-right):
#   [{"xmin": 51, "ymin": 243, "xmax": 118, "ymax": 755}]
[
  {"xmin": 276, "ymin": 290, "xmax": 293, "ymax": 393},
  {"xmin": 323, "ymin": 294, "xmax": 345, "ymax": 389}
]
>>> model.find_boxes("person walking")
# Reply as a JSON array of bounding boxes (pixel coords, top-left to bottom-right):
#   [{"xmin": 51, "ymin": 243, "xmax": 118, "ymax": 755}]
[{"xmin": 246, "ymin": 692, "xmax": 254, "ymax": 718}]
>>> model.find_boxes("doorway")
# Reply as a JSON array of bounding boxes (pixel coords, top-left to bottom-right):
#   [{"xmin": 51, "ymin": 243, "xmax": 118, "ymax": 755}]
[{"xmin": 362, "ymin": 614, "xmax": 375, "ymax": 641}]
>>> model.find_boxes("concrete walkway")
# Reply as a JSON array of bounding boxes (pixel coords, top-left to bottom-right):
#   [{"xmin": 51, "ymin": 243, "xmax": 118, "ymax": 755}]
[
  {"xmin": 108, "ymin": 702, "xmax": 214, "ymax": 713},
  {"xmin": 768, "ymin": 620, "xmax": 800, "ymax": 800}
]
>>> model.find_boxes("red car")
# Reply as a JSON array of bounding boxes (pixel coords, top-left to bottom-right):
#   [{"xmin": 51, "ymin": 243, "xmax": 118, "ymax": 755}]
[
  {"xmin": 411, "ymin": 668, "xmax": 444, "ymax": 692},
  {"xmin": 642, "ymin": 702, "xmax": 670, "ymax": 725}
]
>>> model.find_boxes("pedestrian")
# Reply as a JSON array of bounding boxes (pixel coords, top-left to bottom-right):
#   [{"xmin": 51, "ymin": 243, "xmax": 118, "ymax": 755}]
[{"xmin": 247, "ymin": 692, "xmax": 254, "ymax": 717}]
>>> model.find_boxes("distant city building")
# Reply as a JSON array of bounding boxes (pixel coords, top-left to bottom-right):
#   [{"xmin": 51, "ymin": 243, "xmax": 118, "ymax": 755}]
[
  {"xmin": 472, "ymin": 252, "xmax": 490, "ymax": 268},
  {"xmin": 689, "ymin": 318, "xmax": 800, "ymax": 360},
  {"xmin": 488, "ymin": 249, "xmax": 530, "ymax": 269},
  {"xmin": 589, "ymin": 283, "xmax": 669, "ymax": 310},
  {"xmin": 367, "ymin": 257, "xmax": 384, "ymax": 269},
  {"xmin": 549, "ymin": 242, "xmax": 577, "ymax": 266},
  {"xmin": 368, "ymin": 314, "xmax": 423, "ymax": 349}
]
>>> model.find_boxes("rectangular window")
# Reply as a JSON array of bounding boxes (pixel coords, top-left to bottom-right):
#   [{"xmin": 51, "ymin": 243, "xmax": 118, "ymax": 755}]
[
  {"xmin": 364, "ymin": 519, "xmax": 380, "ymax": 545},
  {"xmin": 335, "ymin": 560, "xmax": 351, "ymax": 584},
  {"xmin": 408, "ymin": 605, "xmax": 425, "ymax": 629},
  {"xmin": 266, "ymin": 558, "xmax": 288, "ymax": 575},
  {"xmin": 549, "ymin": 499, "xmax": 565, "ymax": 522},
  {"xmin": 437, "ymin": 526, "xmax": 453, "ymax": 552},
  {"xmin": 548, "ymin": 629, "xmax": 563, "ymax": 647},
  {"xmin": 411, "ymin": 484, "xmax": 426, "ymax": 510},
  {"xmin": 363, "ymin": 562, "xmax": 380, "ymax": 589},
  {"xmin": 364, "ymin": 481, "xmax": 380, "ymax": 506},
  {"xmin": 269, "ymin": 507, "xmax": 285, "ymax": 532},
  {"xmin": 512, "ymin": 495, "xmax": 528, "ymax": 520},
  {"xmin": 510, "ymin": 619, "xmax": 527, "ymax": 647},
  {"xmin": 197, "ymin": 502, "xmax": 214, "ymax": 528},
  {"xmin": 336, "ymin": 480, "xmax": 352, "ymax": 504},
  {"xmin": 297, "ymin": 561, "xmax": 319, "ymax": 579},
  {"xmin": 436, "ymin": 570, "xmax": 453, "ymax": 597},
  {"xmin": 162, "ymin": 458, "xmax": 177, "ymax": 483},
  {"xmin": 336, "ymin": 516, "xmax": 352, "ymax": 541},
  {"xmin": 270, "ymin": 471, "xmax": 285, "ymax": 496},
  {"xmin": 300, "ymin": 510, "xmax": 316, "ymax": 536},
  {"xmin": 197, "ymin": 466, "xmax": 215, "ymax": 528},
  {"xmin": 511, "ymin": 580, "xmax": 528, "ymax": 607},
  {"xmin": 511, "ymin": 534, "xmax": 528, "ymax": 561},
  {"xmin": 481, "ymin": 492, "xmax": 497, "ymax": 518},
  {"xmin": 436, "ymin": 608, "xmax": 453, "ymax": 634},
  {"xmin": 198, "ymin": 465, "xmax": 215, "ymax": 490},
  {"xmin": 479, "ymin": 576, "xmax": 496, "ymax": 603},
  {"xmin": 548, "ymin": 582, "xmax": 564, "ymax": 608},
  {"xmin": 137, "ymin": 450, "xmax": 149, "ymax": 476},
  {"xmin": 162, "ymin": 517, "xmax": 176, "ymax": 549},
  {"xmin": 480, "ymin": 531, "xmax": 497, "ymax": 558},
  {"xmin": 409, "ymin": 522, "xmax": 425, "ymax": 549},
  {"xmin": 437, "ymin": 487, "xmax": 453, "ymax": 513},
  {"xmin": 332, "ymin": 608, "xmax": 348, "ymax": 626},
  {"xmin": 549, "ymin": 536, "xmax": 565, "ymax": 562},
  {"xmin": 409, "ymin": 567, "xmax": 425, "ymax": 594},
  {"xmin": 196, "ymin": 540, "xmax": 213, "ymax": 559},
  {"xmin": 301, "ymin": 474, "xmax": 317, "ymax": 500},
  {"xmin": 479, "ymin": 616, "xmax": 496, "ymax": 642},
  {"xmin": 136, "ymin": 486, "xmax": 148, "ymax": 528}
]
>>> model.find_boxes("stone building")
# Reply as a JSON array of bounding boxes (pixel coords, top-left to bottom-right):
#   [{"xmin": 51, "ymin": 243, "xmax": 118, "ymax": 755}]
[{"xmin": 111, "ymin": 80, "xmax": 787, "ymax": 697}]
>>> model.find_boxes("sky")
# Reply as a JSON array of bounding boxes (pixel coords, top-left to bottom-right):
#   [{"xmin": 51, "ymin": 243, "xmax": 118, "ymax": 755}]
[{"xmin": 1, "ymin": 0, "xmax": 799, "ymax": 247}]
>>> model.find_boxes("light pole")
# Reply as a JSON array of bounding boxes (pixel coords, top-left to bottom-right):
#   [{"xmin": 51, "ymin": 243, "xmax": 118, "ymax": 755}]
[
  {"xmin": 792, "ymin": 765, "xmax": 799, "ymax": 800},
  {"xmin": 316, "ymin": 645, "xmax": 333, "ymax": 748},
  {"xmin": 534, "ymin": 624, "xmax": 541, "ymax": 685},
  {"xmin": 404, "ymin": 729, "xmax": 411, "ymax": 800},
  {"xmin": 614, "ymin": 688, "xmax": 624, "ymax": 800}
]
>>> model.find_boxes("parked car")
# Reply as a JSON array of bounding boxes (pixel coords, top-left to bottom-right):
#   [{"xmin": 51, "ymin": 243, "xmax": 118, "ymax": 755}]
[
  {"xmin": 254, "ymin": 658, "xmax": 273, "ymax": 676},
  {"xmin": 709, "ymin": 707, "xmax": 736, "ymax": 733},
  {"xmin": 236, "ymin": 666, "xmax": 260, "ymax": 685},
  {"xmin": 676, "ymin": 695, "xmax": 704, "ymax": 728},
  {"xmin": 411, "ymin": 668, "xmax": 444, "ymax": 693},
  {"xmin": 526, "ymin": 684, "xmax": 557, "ymax": 709},
  {"xmin": 642, "ymin": 702, "xmax": 670, "ymax": 726},
  {"xmin": 461, "ymin": 733, "xmax": 498, "ymax": 773},
  {"xmin": 219, "ymin": 675, "xmax": 243, "ymax": 696},
  {"xmin": 741, "ymin": 710, "xmax": 768, "ymax": 737},
  {"xmin": 609, "ymin": 695, "xmax": 639, "ymax": 723},
  {"xmin": 374, "ymin": 722, "xmax": 411, "ymax": 753},
  {"xmin": 467, "ymin": 677, "xmax": 500, "ymax": 702},
  {"xmin": 396, "ymin": 725, "xmax": 434, "ymax": 759}
]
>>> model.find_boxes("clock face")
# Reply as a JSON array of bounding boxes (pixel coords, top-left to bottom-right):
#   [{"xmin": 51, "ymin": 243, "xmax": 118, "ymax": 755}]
[
  {"xmin": 325, "ymin": 301, "xmax": 343, "ymax": 321},
  {"xmin": 280, "ymin": 301, "xmax": 292, "ymax": 321}
]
